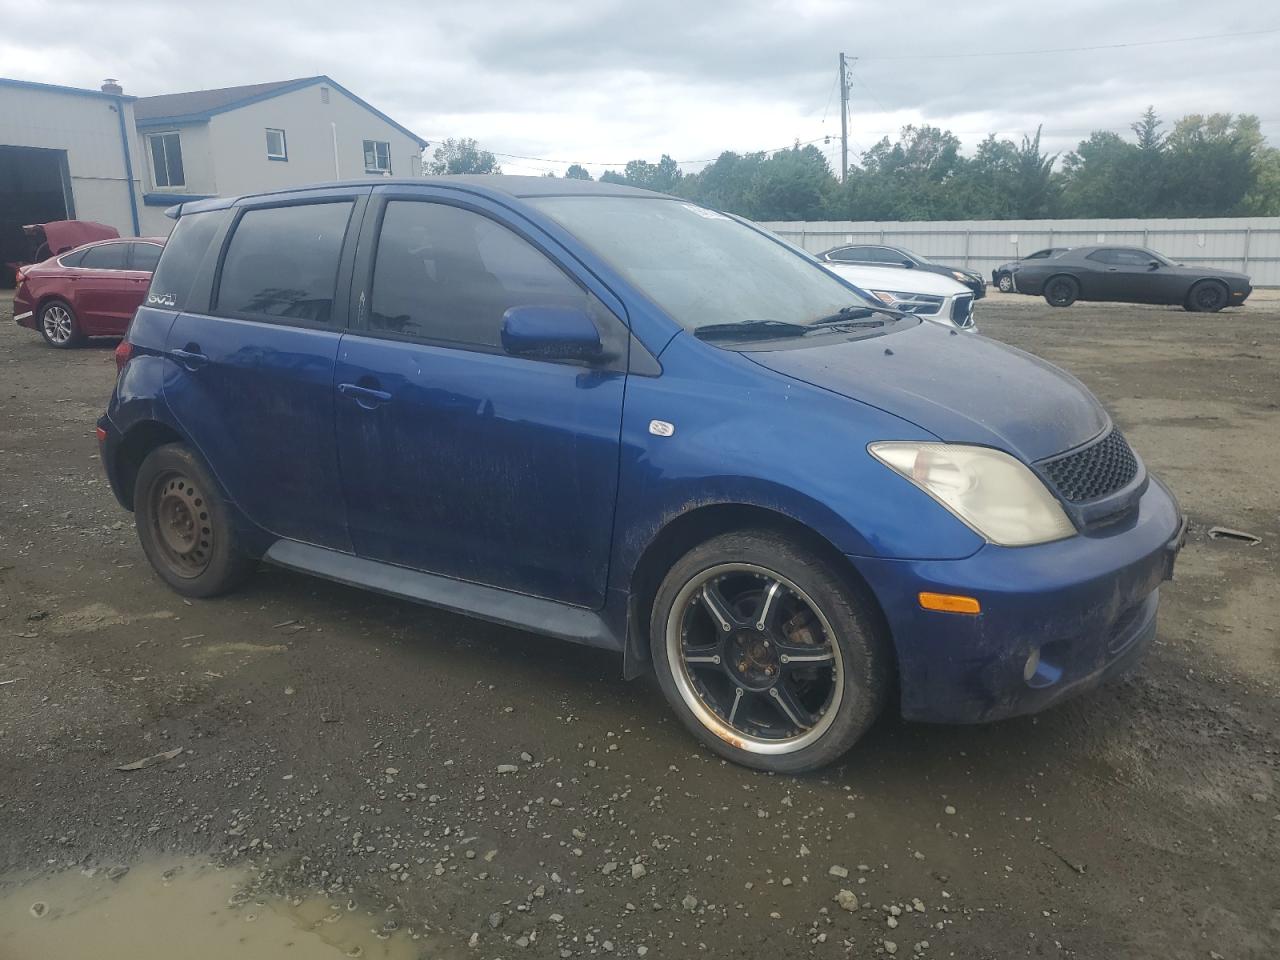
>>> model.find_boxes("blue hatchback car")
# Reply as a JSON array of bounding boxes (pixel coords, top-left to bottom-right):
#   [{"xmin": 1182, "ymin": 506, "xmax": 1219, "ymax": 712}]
[{"xmin": 99, "ymin": 177, "xmax": 1186, "ymax": 772}]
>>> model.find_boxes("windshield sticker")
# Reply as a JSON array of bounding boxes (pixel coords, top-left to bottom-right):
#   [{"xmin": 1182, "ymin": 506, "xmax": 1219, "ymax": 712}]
[{"xmin": 680, "ymin": 203, "xmax": 730, "ymax": 220}]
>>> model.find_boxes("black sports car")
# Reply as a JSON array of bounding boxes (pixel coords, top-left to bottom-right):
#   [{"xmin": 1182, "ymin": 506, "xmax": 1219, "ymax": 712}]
[
  {"xmin": 992, "ymin": 248, "xmax": 1069, "ymax": 293},
  {"xmin": 819, "ymin": 243, "xmax": 986, "ymax": 299},
  {"xmin": 1011, "ymin": 245, "xmax": 1252, "ymax": 312}
]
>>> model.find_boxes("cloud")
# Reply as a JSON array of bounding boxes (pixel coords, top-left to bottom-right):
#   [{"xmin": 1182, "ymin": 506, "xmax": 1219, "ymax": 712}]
[{"xmin": 1, "ymin": 0, "xmax": 1274, "ymax": 176}]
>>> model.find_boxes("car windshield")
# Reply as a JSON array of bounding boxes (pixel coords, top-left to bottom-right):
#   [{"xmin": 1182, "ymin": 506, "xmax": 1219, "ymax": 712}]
[{"xmin": 530, "ymin": 196, "xmax": 891, "ymax": 333}]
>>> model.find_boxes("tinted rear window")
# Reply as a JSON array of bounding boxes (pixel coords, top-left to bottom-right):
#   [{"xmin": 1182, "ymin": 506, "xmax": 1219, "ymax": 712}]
[
  {"xmin": 131, "ymin": 242, "xmax": 162, "ymax": 272},
  {"xmin": 216, "ymin": 202, "xmax": 353, "ymax": 325},
  {"xmin": 59, "ymin": 249, "xmax": 87, "ymax": 267},
  {"xmin": 80, "ymin": 243, "xmax": 129, "ymax": 270},
  {"xmin": 147, "ymin": 210, "xmax": 228, "ymax": 311}
]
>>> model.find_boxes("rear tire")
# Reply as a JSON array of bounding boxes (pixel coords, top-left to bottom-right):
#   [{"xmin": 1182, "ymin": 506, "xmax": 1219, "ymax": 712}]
[
  {"xmin": 134, "ymin": 443, "xmax": 254, "ymax": 598},
  {"xmin": 1186, "ymin": 280, "xmax": 1228, "ymax": 313},
  {"xmin": 38, "ymin": 299, "xmax": 83, "ymax": 348},
  {"xmin": 650, "ymin": 530, "xmax": 891, "ymax": 773},
  {"xmin": 1043, "ymin": 275, "xmax": 1079, "ymax": 307}
]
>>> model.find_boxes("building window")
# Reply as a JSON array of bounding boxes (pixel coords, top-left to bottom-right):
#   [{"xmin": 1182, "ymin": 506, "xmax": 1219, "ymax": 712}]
[
  {"xmin": 265, "ymin": 128, "xmax": 288, "ymax": 161},
  {"xmin": 320, "ymin": 85, "xmax": 330, "ymax": 104},
  {"xmin": 363, "ymin": 139, "xmax": 391, "ymax": 174},
  {"xmin": 147, "ymin": 131, "xmax": 185, "ymax": 188}
]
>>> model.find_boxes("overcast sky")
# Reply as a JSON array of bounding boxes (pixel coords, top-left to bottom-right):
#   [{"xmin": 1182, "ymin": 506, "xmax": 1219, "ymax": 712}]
[{"xmin": 5, "ymin": 0, "xmax": 1277, "ymax": 177}]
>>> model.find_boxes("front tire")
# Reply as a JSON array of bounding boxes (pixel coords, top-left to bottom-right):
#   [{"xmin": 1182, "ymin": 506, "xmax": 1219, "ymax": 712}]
[
  {"xmin": 39, "ymin": 299, "xmax": 83, "ymax": 348},
  {"xmin": 1186, "ymin": 280, "xmax": 1228, "ymax": 313},
  {"xmin": 134, "ymin": 443, "xmax": 254, "ymax": 598},
  {"xmin": 1044, "ymin": 275, "xmax": 1079, "ymax": 307},
  {"xmin": 997, "ymin": 272, "xmax": 1014, "ymax": 293},
  {"xmin": 650, "ymin": 531, "xmax": 891, "ymax": 773}
]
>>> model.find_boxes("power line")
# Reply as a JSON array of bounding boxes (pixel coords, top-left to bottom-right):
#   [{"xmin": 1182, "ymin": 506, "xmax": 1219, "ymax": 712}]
[{"xmin": 858, "ymin": 26, "xmax": 1280, "ymax": 61}]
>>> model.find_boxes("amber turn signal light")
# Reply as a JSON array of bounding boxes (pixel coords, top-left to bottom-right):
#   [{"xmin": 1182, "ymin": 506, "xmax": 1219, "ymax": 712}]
[{"xmin": 918, "ymin": 592, "xmax": 982, "ymax": 615}]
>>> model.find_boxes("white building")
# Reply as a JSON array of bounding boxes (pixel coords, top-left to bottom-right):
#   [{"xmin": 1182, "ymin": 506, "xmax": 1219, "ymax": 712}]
[
  {"xmin": 133, "ymin": 76, "xmax": 427, "ymax": 234},
  {"xmin": 0, "ymin": 77, "xmax": 144, "ymax": 264},
  {"xmin": 0, "ymin": 74, "xmax": 427, "ymax": 252}
]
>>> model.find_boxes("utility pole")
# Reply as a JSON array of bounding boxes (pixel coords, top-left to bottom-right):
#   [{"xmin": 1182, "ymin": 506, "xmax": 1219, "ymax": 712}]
[{"xmin": 838, "ymin": 52, "xmax": 850, "ymax": 182}]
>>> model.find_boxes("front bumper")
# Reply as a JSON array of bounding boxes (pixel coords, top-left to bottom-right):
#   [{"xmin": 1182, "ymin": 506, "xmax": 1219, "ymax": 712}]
[{"xmin": 853, "ymin": 476, "xmax": 1184, "ymax": 723}]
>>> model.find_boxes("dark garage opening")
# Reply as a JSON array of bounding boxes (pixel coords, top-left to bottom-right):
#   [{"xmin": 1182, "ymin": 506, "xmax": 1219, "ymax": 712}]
[{"xmin": 0, "ymin": 144, "xmax": 74, "ymax": 286}]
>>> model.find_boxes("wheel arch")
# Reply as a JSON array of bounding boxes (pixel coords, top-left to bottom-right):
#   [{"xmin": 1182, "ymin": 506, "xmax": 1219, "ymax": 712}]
[
  {"xmin": 623, "ymin": 501, "xmax": 893, "ymax": 678},
  {"xmin": 112, "ymin": 419, "xmax": 188, "ymax": 511},
  {"xmin": 1042, "ymin": 272, "xmax": 1080, "ymax": 302},
  {"xmin": 1185, "ymin": 276, "xmax": 1230, "ymax": 305}
]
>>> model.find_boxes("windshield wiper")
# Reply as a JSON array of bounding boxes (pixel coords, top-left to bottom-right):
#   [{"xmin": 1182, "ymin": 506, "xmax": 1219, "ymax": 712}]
[
  {"xmin": 694, "ymin": 319, "xmax": 810, "ymax": 341},
  {"xmin": 810, "ymin": 304, "xmax": 905, "ymax": 326}
]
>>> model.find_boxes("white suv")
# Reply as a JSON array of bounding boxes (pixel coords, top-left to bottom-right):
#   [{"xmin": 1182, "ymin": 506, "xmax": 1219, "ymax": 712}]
[{"xmin": 822, "ymin": 261, "xmax": 977, "ymax": 331}]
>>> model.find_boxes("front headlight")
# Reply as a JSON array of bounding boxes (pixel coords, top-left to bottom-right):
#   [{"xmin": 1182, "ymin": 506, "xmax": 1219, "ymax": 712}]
[
  {"xmin": 869, "ymin": 442, "xmax": 1075, "ymax": 547},
  {"xmin": 870, "ymin": 290, "xmax": 909, "ymax": 306},
  {"xmin": 951, "ymin": 271, "xmax": 970, "ymax": 282}
]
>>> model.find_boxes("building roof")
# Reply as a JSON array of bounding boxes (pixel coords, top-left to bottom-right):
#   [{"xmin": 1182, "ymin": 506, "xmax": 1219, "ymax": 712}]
[
  {"xmin": 134, "ymin": 75, "xmax": 427, "ymax": 147},
  {"xmin": 0, "ymin": 76, "xmax": 135, "ymax": 101}
]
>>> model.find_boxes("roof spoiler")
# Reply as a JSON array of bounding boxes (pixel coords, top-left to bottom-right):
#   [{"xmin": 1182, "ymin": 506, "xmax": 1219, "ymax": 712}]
[{"xmin": 164, "ymin": 204, "xmax": 183, "ymax": 220}]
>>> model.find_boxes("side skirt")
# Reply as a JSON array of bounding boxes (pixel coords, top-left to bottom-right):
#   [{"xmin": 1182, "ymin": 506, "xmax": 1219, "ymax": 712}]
[{"xmin": 263, "ymin": 539, "xmax": 624, "ymax": 653}]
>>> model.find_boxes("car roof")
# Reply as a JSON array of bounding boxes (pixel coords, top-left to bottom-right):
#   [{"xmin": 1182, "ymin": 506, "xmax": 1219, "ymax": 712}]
[{"xmin": 172, "ymin": 175, "xmax": 673, "ymax": 218}]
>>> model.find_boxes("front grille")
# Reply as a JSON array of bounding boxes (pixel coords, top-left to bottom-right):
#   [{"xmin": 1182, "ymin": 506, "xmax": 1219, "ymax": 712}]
[
  {"xmin": 1039, "ymin": 428, "xmax": 1138, "ymax": 503},
  {"xmin": 951, "ymin": 295, "xmax": 974, "ymax": 327}
]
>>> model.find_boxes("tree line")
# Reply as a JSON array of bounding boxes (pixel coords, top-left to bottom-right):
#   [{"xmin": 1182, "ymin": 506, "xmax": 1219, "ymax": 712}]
[{"xmin": 426, "ymin": 108, "xmax": 1280, "ymax": 222}]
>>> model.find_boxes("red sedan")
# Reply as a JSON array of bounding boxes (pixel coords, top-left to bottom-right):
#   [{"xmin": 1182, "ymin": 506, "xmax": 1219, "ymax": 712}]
[{"xmin": 13, "ymin": 237, "xmax": 164, "ymax": 348}]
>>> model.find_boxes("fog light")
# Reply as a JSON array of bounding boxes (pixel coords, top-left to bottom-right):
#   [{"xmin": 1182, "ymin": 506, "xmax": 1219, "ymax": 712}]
[{"xmin": 1023, "ymin": 648, "xmax": 1041, "ymax": 683}]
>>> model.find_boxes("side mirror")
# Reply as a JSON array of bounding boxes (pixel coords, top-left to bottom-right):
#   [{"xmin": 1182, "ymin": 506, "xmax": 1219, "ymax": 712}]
[
  {"xmin": 902, "ymin": 259, "xmax": 915, "ymax": 268},
  {"xmin": 1148, "ymin": 260, "xmax": 1161, "ymax": 269},
  {"xmin": 501, "ymin": 305, "xmax": 603, "ymax": 362}
]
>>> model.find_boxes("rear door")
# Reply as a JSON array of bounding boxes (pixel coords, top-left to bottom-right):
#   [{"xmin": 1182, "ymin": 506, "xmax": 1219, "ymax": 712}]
[
  {"xmin": 71, "ymin": 242, "xmax": 138, "ymax": 334},
  {"xmin": 162, "ymin": 188, "xmax": 368, "ymax": 550},
  {"xmin": 333, "ymin": 187, "xmax": 628, "ymax": 608}
]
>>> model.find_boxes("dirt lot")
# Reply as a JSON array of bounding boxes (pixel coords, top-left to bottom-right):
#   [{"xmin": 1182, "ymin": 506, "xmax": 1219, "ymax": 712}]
[{"xmin": 1, "ymin": 294, "xmax": 1277, "ymax": 959}]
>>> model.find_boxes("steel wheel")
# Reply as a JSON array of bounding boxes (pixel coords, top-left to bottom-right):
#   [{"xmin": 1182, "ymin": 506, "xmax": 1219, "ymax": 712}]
[
  {"xmin": 147, "ymin": 471, "xmax": 214, "ymax": 579},
  {"xmin": 41, "ymin": 303, "xmax": 77, "ymax": 345},
  {"xmin": 665, "ymin": 563, "xmax": 844, "ymax": 755}
]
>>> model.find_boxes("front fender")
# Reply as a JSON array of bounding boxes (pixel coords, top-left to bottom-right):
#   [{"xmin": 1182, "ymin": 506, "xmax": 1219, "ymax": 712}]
[{"xmin": 610, "ymin": 335, "xmax": 984, "ymax": 596}]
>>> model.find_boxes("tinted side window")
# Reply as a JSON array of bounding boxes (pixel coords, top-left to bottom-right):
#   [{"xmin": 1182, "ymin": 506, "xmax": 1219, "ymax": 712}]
[
  {"xmin": 80, "ymin": 243, "xmax": 130, "ymax": 270},
  {"xmin": 1087, "ymin": 249, "xmax": 1118, "ymax": 264},
  {"xmin": 369, "ymin": 201, "xmax": 590, "ymax": 349},
  {"xmin": 130, "ymin": 243, "xmax": 163, "ymax": 272},
  {"xmin": 1026, "ymin": 249, "xmax": 1050, "ymax": 259},
  {"xmin": 59, "ymin": 249, "xmax": 87, "ymax": 267},
  {"xmin": 1111, "ymin": 249, "xmax": 1155, "ymax": 266},
  {"xmin": 827, "ymin": 247, "xmax": 866, "ymax": 263},
  {"xmin": 217, "ymin": 202, "xmax": 353, "ymax": 325},
  {"xmin": 147, "ymin": 209, "xmax": 229, "ymax": 311}
]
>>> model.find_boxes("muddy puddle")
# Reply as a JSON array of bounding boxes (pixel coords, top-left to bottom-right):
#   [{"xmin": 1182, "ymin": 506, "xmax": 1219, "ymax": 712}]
[{"xmin": 0, "ymin": 856, "xmax": 428, "ymax": 959}]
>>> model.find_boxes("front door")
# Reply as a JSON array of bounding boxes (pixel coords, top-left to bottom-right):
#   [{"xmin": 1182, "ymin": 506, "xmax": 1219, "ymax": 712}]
[
  {"xmin": 162, "ymin": 191, "xmax": 367, "ymax": 550},
  {"xmin": 334, "ymin": 192, "xmax": 627, "ymax": 609}
]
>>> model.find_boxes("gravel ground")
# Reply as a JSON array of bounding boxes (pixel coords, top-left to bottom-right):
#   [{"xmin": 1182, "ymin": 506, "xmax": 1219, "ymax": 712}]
[{"xmin": 1, "ymin": 295, "xmax": 1278, "ymax": 959}]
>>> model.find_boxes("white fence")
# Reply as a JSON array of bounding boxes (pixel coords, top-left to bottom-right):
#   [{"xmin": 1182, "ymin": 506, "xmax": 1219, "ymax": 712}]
[{"xmin": 758, "ymin": 217, "xmax": 1280, "ymax": 287}]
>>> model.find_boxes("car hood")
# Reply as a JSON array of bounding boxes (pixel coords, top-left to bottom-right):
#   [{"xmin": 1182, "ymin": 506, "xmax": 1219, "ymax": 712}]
[
  {"xmin": 825, "ymin": 262, "xmax": 969, "ymax": 297},
  {"xmin": 748, "ymin": 322, "xmax": 1108, "ymax": 462}
]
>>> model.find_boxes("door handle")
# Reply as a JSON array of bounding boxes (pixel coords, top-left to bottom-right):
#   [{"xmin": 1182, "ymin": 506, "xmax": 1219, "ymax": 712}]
[
  {"xmin": 170, "ymin": 347, "xmax": 208, "ymax": 370},
  {"xmin": 338, "ymin": 382, "xmax": 392, "ymax": 408}
]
